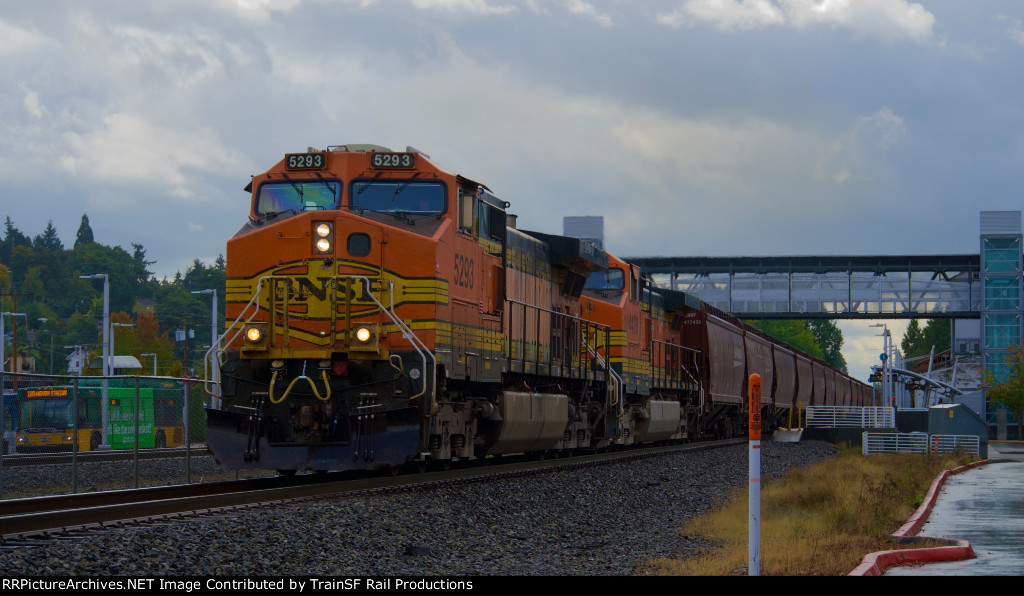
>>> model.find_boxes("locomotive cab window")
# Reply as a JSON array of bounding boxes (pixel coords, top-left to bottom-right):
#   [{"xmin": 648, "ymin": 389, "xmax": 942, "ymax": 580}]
[
  {"xmin": 350, "ymin": 180, "xmax": 446, "ymax": 216},
  {"xmin": 458, "ymin": 189, "xmax": 475, "ymax": 235},
  {"xmin": 255, "ymin": 180, "xmax": 340, "ymax": 217},
  {"xmin": 584, "ymin": 268, "xmax": 624, "ymax": 293}
]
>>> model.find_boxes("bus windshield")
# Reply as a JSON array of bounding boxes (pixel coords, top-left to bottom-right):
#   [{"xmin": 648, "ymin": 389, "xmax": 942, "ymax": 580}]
[{"xmin": 20, "ymin": 398, "xmax": 73, "ymax": 430}]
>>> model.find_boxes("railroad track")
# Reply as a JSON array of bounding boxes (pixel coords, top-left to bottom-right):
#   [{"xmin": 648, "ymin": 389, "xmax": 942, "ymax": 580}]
[
  {"xmin": 2, "ymin": 446, "xmax": 201, "ymax": 468},
  {"xmin": 0, "ymin": 439, "xmax": 743, "ymax": 545}
]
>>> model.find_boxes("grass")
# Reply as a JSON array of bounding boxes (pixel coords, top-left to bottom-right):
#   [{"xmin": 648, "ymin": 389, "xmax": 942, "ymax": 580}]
[{"xmin": 641, "ymin": 446, "xmax": 977, "ymax": 576}]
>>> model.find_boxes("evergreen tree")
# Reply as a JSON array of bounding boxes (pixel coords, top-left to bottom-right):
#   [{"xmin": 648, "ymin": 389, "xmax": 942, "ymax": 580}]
[
  {"xmin": 1, "ymin": 216, "xmax": 31, "ymax": 264},
  {"xmin": 901, "ymin": 320, "xmax": 924, "ymax": 357},
  {"xmin": 900, "ymin": 319, "xmax": 951, "ymax": 359},
  {"xmin": 805, "ymin": 319, "xmax": 847, "ymax": 373},
  {"xmin": 33, "ymin": 221, "xmax": 64, "ymax": 253},
  {"xmin": 75, "ymin": 214, "xmax": 94, "ymax": 247},
  {"xmin": 129, "ymin": 242, "xmax": 156, "ymax": 300}
]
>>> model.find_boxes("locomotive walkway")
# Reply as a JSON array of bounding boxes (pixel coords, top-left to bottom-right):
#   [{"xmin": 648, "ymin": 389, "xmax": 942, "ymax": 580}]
[{"xmin": 856, "ymin": 441, "xmax": 1024, "ymax": 576}]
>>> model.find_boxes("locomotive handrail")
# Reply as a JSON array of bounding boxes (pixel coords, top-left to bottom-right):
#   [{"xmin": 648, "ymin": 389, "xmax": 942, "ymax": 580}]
[
  {"xmin": 650, "ymin": 338, "xmax": 701, "ymax": 389},
  {"xmin": 505, "ymin": 298, "xmax": 620, "ymax": 411},
  {"xmin": 200, "ymin": 276, "xmax": 275, "ymax": 405},
  {"xmin": 584, "ymin": 338, "xmax": 623, "ymax": 413},
  {"xmin": 377, "ymin": 277, "xmax": 435, "ymax": 409},
  {"xmin": 505, "ymin": 299, "xmax": 611, "ymax": 370}
]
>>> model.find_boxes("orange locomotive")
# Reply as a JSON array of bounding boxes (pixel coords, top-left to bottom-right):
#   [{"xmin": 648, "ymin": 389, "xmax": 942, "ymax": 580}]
[
  {"xmin": 209, "ymin": 145, "xmax": 599, "ymax": 472},
  {"xmin": 205, "ymin": 144, "xmax": 862, "ymax": 473}
]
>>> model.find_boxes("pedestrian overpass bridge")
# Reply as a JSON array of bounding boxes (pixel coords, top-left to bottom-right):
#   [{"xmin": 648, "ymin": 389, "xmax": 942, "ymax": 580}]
[{"xmin": 626, "ymin": 254, "xmax": 981, "ymax": 319}]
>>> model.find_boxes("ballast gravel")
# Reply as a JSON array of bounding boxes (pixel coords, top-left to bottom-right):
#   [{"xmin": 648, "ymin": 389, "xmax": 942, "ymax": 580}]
[{"xmin": 0, "ymin": 441, "xmax": 836, "ymax": 576}]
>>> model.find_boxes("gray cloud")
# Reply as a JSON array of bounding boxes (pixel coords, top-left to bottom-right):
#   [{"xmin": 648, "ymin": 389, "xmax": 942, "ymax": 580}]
[{"xmin": 1, "ymin": 0, "xmax": 1023, "ymax": 374}]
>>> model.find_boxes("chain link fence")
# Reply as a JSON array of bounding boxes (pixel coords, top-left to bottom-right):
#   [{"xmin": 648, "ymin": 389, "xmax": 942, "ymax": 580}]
[{"xmin": 1, "ymin": 371, "xmax": 272, "ymax": 500}]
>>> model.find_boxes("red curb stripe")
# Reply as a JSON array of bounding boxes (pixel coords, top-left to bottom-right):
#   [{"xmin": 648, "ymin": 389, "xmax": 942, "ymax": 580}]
[
  {"xmin": 850, "ymin": 540, "xmax": 976, "ymax": 576},
  {"xmin": 849, "ymin": 459, "xmax": 988, "ymax": 576}
]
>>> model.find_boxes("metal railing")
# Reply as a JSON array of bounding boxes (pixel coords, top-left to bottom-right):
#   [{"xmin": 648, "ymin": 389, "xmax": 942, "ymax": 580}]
[
  {"xmin": 862, "ymin": 432, "xmax": 930, "ymax": 454},
  {"xmin": 807, "ymin": 406, "xmax": 895, "ymax": 429},
  {"xmin": 928, "ymin": 434, "xmax": 982, "ymax": 456},
  {"xmin": 862, "ymin": 432, "xmax": 981, "ymax": 456},
  {"xmin": 506, "ymin": 298, "xmax": 611, "ymax": 380},
  {"xmin": 656, "ymin": 271, "xmax": 981, "ymax": 318},
  {"xmin": 0, "ymin": 371, "xmax": 252, "ymax": 501}
]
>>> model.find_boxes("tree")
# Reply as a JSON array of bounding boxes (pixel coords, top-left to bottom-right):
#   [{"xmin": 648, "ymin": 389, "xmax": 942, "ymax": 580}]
[
  {"xmin": 0, "ymin": 216, "xmax": 31, "ymax": 264},
  {"xmin": 75, "ymin": 214, "xmax": 94, "ymax": 247},
  {"xmin": 129, "ymin": 242, "xmax": 156, "ymax": 301},
  {"xmin": 901, "ymin": 319, "xmax": 951, "ymax": 360},
  {"xmin": 983, "ymin": 344, "xmax": 1024, "ymax": 440},
  {"xmin": 901, "ymin": 319, "xmax": 924, "ymax": 357},
  {"xmin": 747, "ymin": 319, "xmax": 825, "ymax": 360},
  {"xmin": 806, "ymin": 320, "xmax": 847, "ymax": 373},
  {"xmin": 33, "ymin": 221, "xmax": 64, "ymax": 253},
  {"xmin": 68, "ymin": 241, "xmax": 138, "ymax": 314}
]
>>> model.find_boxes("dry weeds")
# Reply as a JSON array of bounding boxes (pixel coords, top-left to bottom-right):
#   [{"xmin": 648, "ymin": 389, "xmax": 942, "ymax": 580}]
[{"xmin": 642, "ymin": 446, "xmax": 976, "ymax": 576}]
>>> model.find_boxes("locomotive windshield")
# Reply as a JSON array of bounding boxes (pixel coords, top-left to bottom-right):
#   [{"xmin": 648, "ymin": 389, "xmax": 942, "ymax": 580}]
[
  {"xmin": 255, "ymin": 180, "xmax": 340, "ymax": 216},
  {"xmin": 584, "ymin": 268, "xmax": 625, "ymax": 292},
  {"xmin": 350, "ymin": 180, "xmax": 446, "ymax": 215}
]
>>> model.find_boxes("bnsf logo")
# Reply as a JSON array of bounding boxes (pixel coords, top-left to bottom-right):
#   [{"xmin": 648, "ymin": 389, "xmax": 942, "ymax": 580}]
[{"xmin": 275, "ymin": 277, "xmax": 380, "ymax": 303}]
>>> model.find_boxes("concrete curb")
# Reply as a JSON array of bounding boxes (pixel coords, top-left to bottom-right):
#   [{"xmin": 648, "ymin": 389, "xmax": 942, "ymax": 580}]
[{"xmin": 849, "ymin": 460, "xmax": 988, "ymax": 576}]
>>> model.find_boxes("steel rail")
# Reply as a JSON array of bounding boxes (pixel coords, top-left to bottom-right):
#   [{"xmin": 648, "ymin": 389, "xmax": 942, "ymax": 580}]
[{"xmin": 1, "ymin": 439, "xmax": 744, "ymax": 542}]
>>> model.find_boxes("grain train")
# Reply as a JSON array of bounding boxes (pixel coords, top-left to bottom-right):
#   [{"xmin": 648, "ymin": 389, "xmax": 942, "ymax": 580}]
[{"xmin": 205, "ymin": 144, "xmax": 868, "ymax": 473}]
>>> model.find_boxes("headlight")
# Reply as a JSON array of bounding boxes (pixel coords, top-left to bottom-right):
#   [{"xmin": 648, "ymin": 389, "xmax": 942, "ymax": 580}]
[
  {"xmin": 246, "ymin": 326, "xmax": 264, "ymax": 343},
  {"xmin": 350, "ymin": 324, "xmax": 379, "ymax": 350},
  {"xmin": 313, "ymin": 221, "xmax": 334, "ymax": 254}
]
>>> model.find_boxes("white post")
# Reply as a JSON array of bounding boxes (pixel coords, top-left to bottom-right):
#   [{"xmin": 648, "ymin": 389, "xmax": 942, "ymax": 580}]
[
  {"xmin": 191, "ymin": 289, "xmax": 220, "ymax": 408},
  {"xmin": 80, "ymin": 274, "xmax": 110, "ymax": 449},
  {"xmin": 748, "ymin": 373, "xmax": 762, "ymax": 576}
]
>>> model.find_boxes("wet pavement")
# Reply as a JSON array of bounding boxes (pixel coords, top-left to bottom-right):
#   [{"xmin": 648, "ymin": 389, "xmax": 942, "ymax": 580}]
[{"xmin": 885, "ymin": 441, "xmax": 1024, "ymax": 576}]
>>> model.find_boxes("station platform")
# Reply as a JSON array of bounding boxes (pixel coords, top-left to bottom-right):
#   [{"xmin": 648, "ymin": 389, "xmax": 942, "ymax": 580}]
[{"xmin": 862, "ymin": 441, "xmax": 1024, "ymax": 576}]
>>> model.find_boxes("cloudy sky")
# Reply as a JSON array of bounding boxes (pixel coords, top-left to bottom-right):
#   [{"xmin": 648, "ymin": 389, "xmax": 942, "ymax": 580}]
[{"xmin": 3, "ymin": 0, "xmax": 1021, "ymax": 380}]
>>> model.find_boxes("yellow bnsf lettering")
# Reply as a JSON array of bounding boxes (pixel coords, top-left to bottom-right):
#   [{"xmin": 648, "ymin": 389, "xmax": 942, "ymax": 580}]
[{"xmin": 274, "ymin": 277, "xmax": 373, "ymax": 304}]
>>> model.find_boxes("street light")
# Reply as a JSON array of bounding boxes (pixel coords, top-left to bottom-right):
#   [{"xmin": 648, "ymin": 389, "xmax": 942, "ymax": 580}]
[
  {"xmin": 141, "ymin": 353, "xmax": 157, "ymax": 376},
  {"xmin": 79, "ymin": 273, "xmax": 110, "ymax": 449},
  {"xmin": 110, "ymin": 322, "xmax": 134, "ymax": 373},
  {"xmin": 191, "ymin": 289, "xmax": 220, "ymax": 407},
  {"xmin": 870, "ymin": 323, "xmax": 892, "ymax": 409}
]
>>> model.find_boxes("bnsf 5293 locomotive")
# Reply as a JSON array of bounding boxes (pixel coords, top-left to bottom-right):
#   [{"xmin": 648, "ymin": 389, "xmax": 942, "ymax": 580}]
[{"xmin": 205, "ymin": 144, "xmax": 867, "ymax": 473}]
